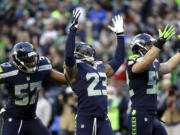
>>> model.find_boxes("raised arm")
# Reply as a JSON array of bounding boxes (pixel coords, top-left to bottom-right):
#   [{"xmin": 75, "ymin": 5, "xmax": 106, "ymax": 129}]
[
  {"xmin": 65, "ymin": 9, "xmax": 80, "ymax": 83},
  {"xmin": 132, "ymin": 46, "xmax": 160, "ymax": 73},
  {"xmin": 159, "ymin": 35, "xmax": 180, "ymax": 75},
  {"xmin": 48, "ymin": 69, "xmax": 67, "ymax": 84},
  {"xmin": 132, "ymin": 24, "xmax": 175, "ymax": 73},
  {"xmin": 105, "ymin": 15, "xmax": 125, "ymax": 78}
]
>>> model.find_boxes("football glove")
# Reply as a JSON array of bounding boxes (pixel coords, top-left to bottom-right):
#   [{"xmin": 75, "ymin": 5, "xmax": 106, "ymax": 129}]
[
  {"xmin": 108, "ymin": 15, "xmax": 124, "ymax": 36},
  {"xmin": 154, "ymin": 24, "xmax": 175, "ymax": 49},
  {"xmin": 70, "ymin": 8, "xmax": 81, "ymax": 30}
]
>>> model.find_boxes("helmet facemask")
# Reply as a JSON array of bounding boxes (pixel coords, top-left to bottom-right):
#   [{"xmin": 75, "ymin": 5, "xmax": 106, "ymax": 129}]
[
  {"xmin": 131, "ymin": 33, "xmax": 156, "ymax": 56},
  {"xmin": 137, "ymin": 42, "xmax": 153, "ymax": 56},
  {"xmin": 12, "ymin": 50, "xmax": 39, "ymax": 74},
  {"xmin": 74, "ymin": 43, "xmax": 96, "ymax": 64}
]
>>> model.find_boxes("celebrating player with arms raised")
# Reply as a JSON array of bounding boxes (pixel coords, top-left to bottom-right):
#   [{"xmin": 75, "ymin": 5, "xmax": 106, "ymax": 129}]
[
  {"xmin": 127, "ymin": 24, "xmax": 180, "ymax": 135},
  {"xmin": 64, "ymin": 9, "xmax": 125, "ymax": 135}
]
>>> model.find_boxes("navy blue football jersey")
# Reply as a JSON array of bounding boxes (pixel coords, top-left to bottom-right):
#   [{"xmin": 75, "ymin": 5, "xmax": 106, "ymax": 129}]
[
  {"xmin": 0, "ymin": 56, "xmax": 52, "ymax": 120},
  {"xmin": 69, "ymin": 60, "xmax": 108, "ymax": 117},
  {"xmin": 127, "ymin": 54, "xmax": 160, "ymax": 110}
]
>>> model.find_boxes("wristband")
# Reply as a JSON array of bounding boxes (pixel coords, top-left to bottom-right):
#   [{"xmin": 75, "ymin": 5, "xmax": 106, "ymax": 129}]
[
  {"xmin": 154, "ymin": 38, "xmax": 166, "ymax": 49},
  {"xmin": 116, "ymin": 32, "xmax": 124, "ymax": 36}
]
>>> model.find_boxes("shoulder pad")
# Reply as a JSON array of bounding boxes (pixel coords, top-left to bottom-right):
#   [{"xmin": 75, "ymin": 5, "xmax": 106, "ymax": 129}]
[
  {"xmin": 128, "ymin": 55, "xmax": 140, "ymax": 61},
  {"xmin": 0, "ymin": 62, "xmax": 15, "ymax": 72},
  {"xmin": 128, "ymin": 55, "xmax": 143, "ymax": 66},
  {"xmin": 39, "ymin": 56, "xmax": 51, "ymax": 64},
  {"xmin": 0, "ymin": 62, "xmax": 18, "ymax": 79},
  {"xmin": 38, "ymin": 56, "xmax": 52, "ymax": 72}
]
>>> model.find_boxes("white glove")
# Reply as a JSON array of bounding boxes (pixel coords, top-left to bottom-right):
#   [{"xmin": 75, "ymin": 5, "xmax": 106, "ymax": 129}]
[
  {"xmin": 108, "ymin": 15, "xmax": 124, "ymax": 36},
  {"xmin": 70, "ymin": 8, "xmax": 81, "ymax": 30}
]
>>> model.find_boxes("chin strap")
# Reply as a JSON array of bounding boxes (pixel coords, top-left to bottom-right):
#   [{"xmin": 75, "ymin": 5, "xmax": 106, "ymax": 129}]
[
  {"xmin": 138, "ymin": 48, "xmax": 147, "ymax": 56},
  {"xmin": 136, "ymin": 43, "xmax": 148, "ymax": 56},
  {"xmin": 138, "ymin": 50, "xmax": 144, "ymax": 56}
]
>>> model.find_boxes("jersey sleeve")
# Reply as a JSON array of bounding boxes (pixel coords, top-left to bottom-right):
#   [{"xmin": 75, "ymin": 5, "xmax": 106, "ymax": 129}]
[
  {"xmin": 0, "ymin": 62, "xmax": 18, "ymax": 82},
  {"xmin": 38, "ymin": 56, "xmax": 52, "ymax": 75}
]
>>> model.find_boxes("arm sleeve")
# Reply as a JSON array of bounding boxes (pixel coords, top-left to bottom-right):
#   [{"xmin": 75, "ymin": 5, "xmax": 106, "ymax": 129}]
[
  {"xmin": 65, "ymin": 29, "xmax": 77, "ymax": 67},
  {"xmin": 108, "ymin": 36, "xmax": 125, "ymax": 72}
]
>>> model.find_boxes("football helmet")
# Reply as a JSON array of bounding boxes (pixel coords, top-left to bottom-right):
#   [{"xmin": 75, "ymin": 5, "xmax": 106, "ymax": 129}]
[
  {"xmin": 131, "ymin": 33, "xmax": 156, "ymax": 55},
  {"xmin": 11, "ymin": 42, "xmax": 39, "ymax": 74},
  {"xmin": 74, "ymin": 42, "xmax": 96, "ymax": 63}
]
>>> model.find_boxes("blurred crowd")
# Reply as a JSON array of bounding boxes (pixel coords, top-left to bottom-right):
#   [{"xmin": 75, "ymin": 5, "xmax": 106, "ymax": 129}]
[{"xmin": 0, "ymin": 0, "xmax": 180, "ymax": 135}]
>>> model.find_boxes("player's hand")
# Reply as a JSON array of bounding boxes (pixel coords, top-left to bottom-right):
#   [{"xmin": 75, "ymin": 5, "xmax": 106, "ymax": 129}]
[
  {"xmin": 70, "ymin": 8, "xmax": 81, "ymax": 30},
  {"xmin": 154, "ymin": 24, "xmax": 175, "ymax": 49},
  {"xmin": 108, "ymin": 14, "xmax": 124, "ymax": 36},
  {"xmin": 158, "ymin": 24, "xmax": 175, "ymax": 41}
]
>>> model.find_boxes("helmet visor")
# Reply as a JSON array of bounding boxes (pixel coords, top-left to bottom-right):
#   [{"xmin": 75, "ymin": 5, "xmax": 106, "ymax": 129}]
[
  {"xmin": 22, "ymin": 56, "xmax": 38, "ymax": 68},
  {"xmin": 17, "ymin": 51, "xmax": 38, "ymax": 69}
]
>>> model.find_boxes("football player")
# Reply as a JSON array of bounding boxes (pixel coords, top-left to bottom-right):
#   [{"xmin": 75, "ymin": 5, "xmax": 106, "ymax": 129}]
[
  {"xmin": 64, "ymin": 9, "xmax": 125, "ymax": 135},
  {"xmin": 0, "ymin": 42, "xmax": 66, "ymax": 135},
  {"xmin": 127, "ymin": 25, "xmax": 179, "ymax": 135}
]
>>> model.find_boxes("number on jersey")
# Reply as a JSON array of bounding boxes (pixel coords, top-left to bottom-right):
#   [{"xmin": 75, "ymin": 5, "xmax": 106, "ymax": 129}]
[
  {"xmin": 86, "ymin": 72, "xmax": 107, "ymax": 96},
  {"xmin": 15, "ymin": 81, "xmax": 41, "ymax": 106},
  {"xmin": 147, "ymin": 71, "xmax": 158, "ymax": 94}
]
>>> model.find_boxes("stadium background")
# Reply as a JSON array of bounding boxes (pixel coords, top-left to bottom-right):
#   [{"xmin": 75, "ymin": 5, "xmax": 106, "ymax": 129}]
[{"xmin": 0, "ymin": 0, "xmax": 180, "ymax": 135}]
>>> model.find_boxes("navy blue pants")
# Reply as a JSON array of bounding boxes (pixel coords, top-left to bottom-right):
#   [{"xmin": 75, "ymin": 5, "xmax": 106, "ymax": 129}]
[
  {"xmin": 75, "ymin": 115, "xmax": 113, "ymax": 135},
  {"xmin": 2, "ymin": 116, "xmax": 51, "ymax": 135},
  {"xmin": 128, "ymin": 109, "xmax": 167, "ymax": 135}
]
